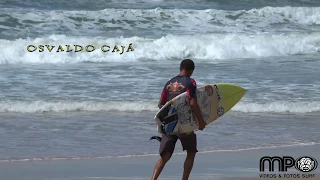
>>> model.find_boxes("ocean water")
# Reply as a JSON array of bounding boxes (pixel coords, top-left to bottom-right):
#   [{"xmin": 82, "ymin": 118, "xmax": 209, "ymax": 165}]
[{"xmin": 0, "ymin": 0, "xmax": 320, "ymax": 162}]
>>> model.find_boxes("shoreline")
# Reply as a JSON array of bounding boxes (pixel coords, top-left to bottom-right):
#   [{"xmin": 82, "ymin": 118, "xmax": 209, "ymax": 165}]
[
  {"xmin": 0, "ymin": 142, "xmax": 319, "ymax": 163},
  {"xmin": 0, "ymin": 143, "xmax": 319, "ymax": 180}
]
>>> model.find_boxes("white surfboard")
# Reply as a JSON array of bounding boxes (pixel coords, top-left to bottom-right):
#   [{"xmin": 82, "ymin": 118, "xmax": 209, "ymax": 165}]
[{"xmin": 154, "ymin": 83, "xmax": 246, "ymax": 135}]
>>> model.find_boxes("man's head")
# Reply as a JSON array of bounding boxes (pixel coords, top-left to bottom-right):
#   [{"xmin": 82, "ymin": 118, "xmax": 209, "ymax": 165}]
[{"xmin": 180, "ymin": 59, "xmax": 195, "ymax": 77}]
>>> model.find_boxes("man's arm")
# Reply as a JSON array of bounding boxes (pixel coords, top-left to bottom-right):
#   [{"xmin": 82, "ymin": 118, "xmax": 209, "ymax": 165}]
[
  {"xmin": 187, "ymin": 79, "xmax": 206, "ymax": 129},
  {"xmin": 158, "ymin": 86, "xmax": 168, "ymax": 109},
  {"xmin": 189, "ymin": 98, "xmax": 205, "ymax": 122}
]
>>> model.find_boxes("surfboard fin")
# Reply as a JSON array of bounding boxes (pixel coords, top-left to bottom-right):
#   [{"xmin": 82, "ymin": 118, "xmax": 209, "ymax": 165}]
[{"xmin": 150, "ymin": 136, "xmax": 162, "ymax": 142}]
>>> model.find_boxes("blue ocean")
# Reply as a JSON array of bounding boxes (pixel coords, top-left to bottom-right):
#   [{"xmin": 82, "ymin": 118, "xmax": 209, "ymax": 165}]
[{"xmin": 0, "ymin": 0, "xmax": 319, "ymax": 162}]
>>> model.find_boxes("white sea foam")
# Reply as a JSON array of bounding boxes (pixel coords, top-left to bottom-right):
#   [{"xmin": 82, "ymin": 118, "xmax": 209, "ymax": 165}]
[
  {"xmin": 0, "ymin": 100, "xmax": 319, "ymax": 113},
  {"xmin": 233, "ymin": 101, "xmax": 320, "ymax": 113},
  {"xmin": 0, "ymin": 32, "xmax": 319, "ymax": 64},
  {"xmin": 0, "ymin": 100, "xmax": 158, "ymax": 113}
]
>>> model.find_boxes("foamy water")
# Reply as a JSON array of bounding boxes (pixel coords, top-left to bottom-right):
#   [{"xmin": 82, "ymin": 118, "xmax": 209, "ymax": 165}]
[
  {"xmin": 0, "ymin": 100, "xmax": 320, "ymax": 113},
  {"xmin": 0, "ymin": 0, "xmax": 319, "ymax": 162},
  {"xmin": 1, "ymin": 32, "xmax": 320, "ymax": 64}
]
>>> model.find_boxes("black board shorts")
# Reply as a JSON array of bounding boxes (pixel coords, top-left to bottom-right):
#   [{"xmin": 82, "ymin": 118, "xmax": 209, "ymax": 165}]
[{"xmin": 159, "ymin": 131, "xmax": 198, "ymax": 157}]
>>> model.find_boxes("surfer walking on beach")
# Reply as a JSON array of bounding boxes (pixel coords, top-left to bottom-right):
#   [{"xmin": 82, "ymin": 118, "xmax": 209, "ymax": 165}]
[{"xmin": 151, "ymin": 59, "xmax": 207, "ymax": 180}]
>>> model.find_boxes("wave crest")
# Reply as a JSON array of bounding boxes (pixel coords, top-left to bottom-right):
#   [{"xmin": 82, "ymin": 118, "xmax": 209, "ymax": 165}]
[
  {"xmin": 1, "ymin": 100, "xmax": 319, "ymax": 113},
  {"xmin": 1, "ymin": 33, "xmax": 319, "ymax": 64}
]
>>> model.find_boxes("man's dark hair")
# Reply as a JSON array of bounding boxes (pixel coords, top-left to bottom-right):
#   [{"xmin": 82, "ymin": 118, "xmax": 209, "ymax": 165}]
[{"xmin": 180, "ymin": 59, "xmax": 195, "ymax": 71}]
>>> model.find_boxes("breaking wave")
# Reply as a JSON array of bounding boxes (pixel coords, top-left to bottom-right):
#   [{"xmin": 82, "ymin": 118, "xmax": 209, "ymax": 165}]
[
  {"xmin": 0, "ymin": 32, "xmax": 319, "ymax": 64},
  {"xmin": 0, "ymin": 100, "xmax": 319, "ymax": 113}
]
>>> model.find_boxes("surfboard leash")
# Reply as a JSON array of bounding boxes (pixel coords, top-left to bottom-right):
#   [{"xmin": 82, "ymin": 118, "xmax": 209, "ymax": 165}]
[{"xmin": 150, "ymin": 136, "xmax": 162, "ymax": 142}]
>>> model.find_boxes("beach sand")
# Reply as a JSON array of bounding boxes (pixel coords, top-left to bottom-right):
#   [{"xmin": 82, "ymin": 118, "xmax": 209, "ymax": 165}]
[{"xmin": 1, "ymin": 144, "xmax": 319, "ymax": 180}]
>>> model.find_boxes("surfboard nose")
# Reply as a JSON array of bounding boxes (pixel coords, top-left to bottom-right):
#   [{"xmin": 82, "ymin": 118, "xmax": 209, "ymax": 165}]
[
  {"xmin": 214, "ymin": 83, "xmax": 246, "ymax": 98},
  {"xmin": 231, "ymin": 84, "xmax": 246, "ymax": 97},
  {"xmin": 212, "ymin": 83, "xmax": 246, "ymax": 111}
]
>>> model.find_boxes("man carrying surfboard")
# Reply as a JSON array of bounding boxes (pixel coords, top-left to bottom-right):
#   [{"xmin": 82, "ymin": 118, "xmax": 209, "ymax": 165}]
[{"xmin": 151, "ymin": 59, "xmax": 207, "ymax": 180}]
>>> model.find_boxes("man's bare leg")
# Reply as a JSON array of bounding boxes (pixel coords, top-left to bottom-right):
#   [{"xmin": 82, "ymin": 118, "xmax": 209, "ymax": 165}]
[
  {"xmin": 182, "ymin": 151, "xmax": 196, "ymax": 180},
  {"xmin": 151, "ymin": 152, "xmax": 171, "ymax": 180}
]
